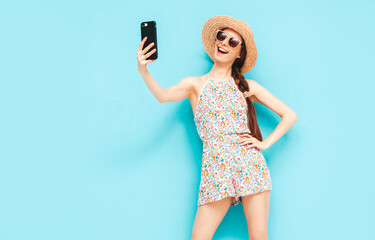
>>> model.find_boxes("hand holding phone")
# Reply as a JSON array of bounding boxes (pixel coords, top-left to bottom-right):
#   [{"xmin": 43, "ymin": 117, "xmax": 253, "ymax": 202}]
[
  {"xmin": 137, "ymin": 21, "xmax": 158, "ymax": 73},
  {"xmin": 137, "ymin": 36, "xmax": 156, "ymax": 73}
]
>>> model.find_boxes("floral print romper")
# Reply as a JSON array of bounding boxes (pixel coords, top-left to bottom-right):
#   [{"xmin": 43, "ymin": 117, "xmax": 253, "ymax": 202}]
[{"xmin": 194, "ymin": 74, "xmax": 272, "ymax": 206}]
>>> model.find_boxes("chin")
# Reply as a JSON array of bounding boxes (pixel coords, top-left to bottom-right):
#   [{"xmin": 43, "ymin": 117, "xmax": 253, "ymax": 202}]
[{"xmin": 213, "ymin": 54, "xmax": 233, "ymax": 62}]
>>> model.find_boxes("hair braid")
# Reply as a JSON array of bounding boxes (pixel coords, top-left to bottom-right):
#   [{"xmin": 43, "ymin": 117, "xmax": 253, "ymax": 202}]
[{"xmin": 223, "ymin": 28, "xmax": 263, "ymax": 141}]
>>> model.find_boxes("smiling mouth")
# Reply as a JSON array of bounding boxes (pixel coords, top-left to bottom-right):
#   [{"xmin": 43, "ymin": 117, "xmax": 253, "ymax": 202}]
[{"xmin": 217, "ymin": 46, "xmax": 228, "ymax": 54}]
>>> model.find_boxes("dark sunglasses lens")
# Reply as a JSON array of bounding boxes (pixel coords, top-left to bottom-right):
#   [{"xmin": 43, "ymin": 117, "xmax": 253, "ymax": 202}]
[
  {"xmin": 216, "ymin": 31, "xmax": 226, "ymax": 41},
  {"xmin": 229, "ymin": 38, "xmax": 240, "ymax": 48}
]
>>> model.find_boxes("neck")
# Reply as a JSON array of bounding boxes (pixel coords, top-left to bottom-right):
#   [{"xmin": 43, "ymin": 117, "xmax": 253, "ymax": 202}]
[{"xmin": 208, "ymin": 63, "xmax": 232, "ymax": 80}]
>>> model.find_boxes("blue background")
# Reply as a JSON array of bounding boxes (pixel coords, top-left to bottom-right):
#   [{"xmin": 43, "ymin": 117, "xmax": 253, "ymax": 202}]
[{"xmin": 0, "ymin": 0, "xmax": 374, "ymax": 239}]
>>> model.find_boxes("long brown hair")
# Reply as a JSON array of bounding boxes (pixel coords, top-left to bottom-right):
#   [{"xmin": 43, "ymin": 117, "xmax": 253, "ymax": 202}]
[{"xmin": 222, "ymin": 28, "xmax": 263, "ymax": 141}]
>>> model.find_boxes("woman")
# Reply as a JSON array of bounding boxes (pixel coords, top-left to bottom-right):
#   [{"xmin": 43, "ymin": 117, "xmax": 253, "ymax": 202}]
[{"xmin": 136, "ymin": 15, "xmax": 298, "ymax": 240}]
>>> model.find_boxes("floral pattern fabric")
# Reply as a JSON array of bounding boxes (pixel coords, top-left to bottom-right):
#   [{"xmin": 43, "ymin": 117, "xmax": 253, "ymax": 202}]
[{"xmin": 194, "ymin": 75, "xmax": 272, "ymax": 206}]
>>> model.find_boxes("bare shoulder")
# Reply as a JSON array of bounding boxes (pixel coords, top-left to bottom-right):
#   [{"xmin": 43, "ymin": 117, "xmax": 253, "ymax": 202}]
[
  {"xmin": 177, "ymin": 76, "xmax": 204, "ymax": 98},
  {"xmin": 245, "ymin": 79, "xmax": 261, "ymax": 89},
  {"xmin": 178, "ymin": 76, "xmax": 196, "ymax": 85},
  {"xmin": 176, "ymin": 76, "xmax": 199, "ymax": 91},
  {"xmin": 186, "ymin": 75, "xmax": 204, "ymax": 83},
  {"xmin": 185, "ymin": 75, "xmax": 205, "ymax": 88},
  {"xmin": 179, "ymin": 76, "xmax": 203, "ymax": 88},
  {"xmin": 245, "ymin": 79, "xmax": 263, "ymax": 102}
]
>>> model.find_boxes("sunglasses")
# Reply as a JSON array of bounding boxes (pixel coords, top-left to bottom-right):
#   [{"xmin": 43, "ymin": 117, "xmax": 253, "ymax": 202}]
[{"xmin": 215, "ymin": 30, "xmax": 243, "ymax": 48}]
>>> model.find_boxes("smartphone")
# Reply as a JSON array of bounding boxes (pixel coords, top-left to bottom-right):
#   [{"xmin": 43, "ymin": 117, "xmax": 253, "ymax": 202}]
[{"xmin": 140, "ymin": 21, "xmax": 158, "ymax": 60}]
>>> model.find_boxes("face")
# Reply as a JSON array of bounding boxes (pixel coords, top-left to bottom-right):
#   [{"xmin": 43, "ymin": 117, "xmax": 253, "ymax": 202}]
[{"xmin": 213, "ymin": 28, "xmax": 243, "ymax": 61}]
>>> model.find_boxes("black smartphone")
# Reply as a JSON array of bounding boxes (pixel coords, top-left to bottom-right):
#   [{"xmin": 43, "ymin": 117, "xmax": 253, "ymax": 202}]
[{"xmin": 140, "ymin": 21, "xmax": 158, "ymax": 60}]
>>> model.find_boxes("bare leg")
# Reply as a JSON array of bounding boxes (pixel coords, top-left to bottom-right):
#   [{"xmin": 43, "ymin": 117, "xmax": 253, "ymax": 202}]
[
  {"xmin": 191, "ymin": 196, "xmax": 233, "ymax": 240},
  {"xmin": 241, "ymin": 190, "xmax": 271, "ymax": 240}
]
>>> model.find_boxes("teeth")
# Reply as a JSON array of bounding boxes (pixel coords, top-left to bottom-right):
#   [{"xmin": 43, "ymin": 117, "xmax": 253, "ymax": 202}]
[{"xmin": 218, "ymin": 47, "xmax": 227, "ymax": 53}]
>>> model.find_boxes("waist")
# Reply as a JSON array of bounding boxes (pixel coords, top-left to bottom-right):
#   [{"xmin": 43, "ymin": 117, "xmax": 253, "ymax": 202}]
[{"xmin": 202, "ymin": 132, "xmax": 250, "ymax": 142}]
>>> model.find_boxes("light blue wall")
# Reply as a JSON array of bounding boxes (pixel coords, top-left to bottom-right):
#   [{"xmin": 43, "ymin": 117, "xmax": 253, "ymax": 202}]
[{"xmin": 0, "ymin": 0, "xmax": 374, "ymax": 239}]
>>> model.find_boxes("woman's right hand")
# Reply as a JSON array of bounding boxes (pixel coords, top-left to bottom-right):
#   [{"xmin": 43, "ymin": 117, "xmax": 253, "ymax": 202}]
[{"xmin": 137, "ymin": 36, "xmax": 157, "ymax": 73}]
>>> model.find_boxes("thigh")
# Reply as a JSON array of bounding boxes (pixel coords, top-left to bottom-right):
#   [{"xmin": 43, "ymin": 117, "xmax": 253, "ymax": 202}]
[
  {"xmin": 241, "ymin": 190, "xmax": 271, "ymax": 239},
  {"xmin": 191, "ymin": 196, "xmax": 233, "ymax": 240}
]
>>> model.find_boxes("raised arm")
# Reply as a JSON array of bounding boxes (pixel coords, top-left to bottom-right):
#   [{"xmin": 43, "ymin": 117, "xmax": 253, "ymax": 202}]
[
  {"xmin": 248, "ymin": 79, "xmax": 298, "ymax": 148},
  {"xmin": 137, "ymin": 36, "xmax": 193, "ymax": 103},
  {"xmin": 139, "ymin": 69, "xmax": 193, "ymax": 103}
]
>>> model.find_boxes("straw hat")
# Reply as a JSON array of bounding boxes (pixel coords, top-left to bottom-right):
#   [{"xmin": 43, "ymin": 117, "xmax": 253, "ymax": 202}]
[{"xmin": 201, "ymin": 15, "xmax": 258, "ymax": 73}]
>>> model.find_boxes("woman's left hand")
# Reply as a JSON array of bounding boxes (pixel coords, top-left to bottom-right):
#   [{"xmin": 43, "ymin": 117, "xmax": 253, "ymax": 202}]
[{"xmin": 238, "ymin": 133, "xmax": 268, "ymax": 151}]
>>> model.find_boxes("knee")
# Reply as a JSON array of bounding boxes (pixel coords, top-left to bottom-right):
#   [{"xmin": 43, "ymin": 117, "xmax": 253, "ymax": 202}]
[{"xmin": 249, "ymin": 230, "xmax": 268, "ymax": 240}]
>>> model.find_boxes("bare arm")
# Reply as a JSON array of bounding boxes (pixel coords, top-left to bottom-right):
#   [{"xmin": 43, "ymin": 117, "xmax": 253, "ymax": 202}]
[
  {"xmin": 248, "ymin": 79, "xmax": 298, "ymax": 148},
  {"xmin": 139, "ymin": 69, "xmax": 193, "ymax": 103},
  {"xmin": 137, "ymin": 36, "xmax": 193, "ymax": 103}
]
